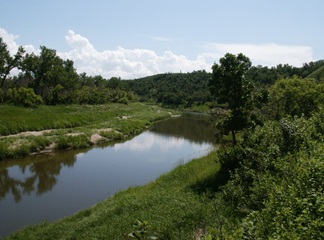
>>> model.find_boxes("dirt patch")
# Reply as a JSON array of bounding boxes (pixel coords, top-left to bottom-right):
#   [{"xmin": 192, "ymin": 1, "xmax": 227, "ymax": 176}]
[
  {"xmin": 66, "ymin": 133, "xmax": 83, "ymax": 137},
  {"xmin": 35, "ymin": 143, "xmax": 56, "ymax": 155},
  {"xmin": 97, "ymin": 128, "xmax": 113, "ymax": 132},
  {"xmin": 91, "ymin": 134, "xmax": 104, "ymax": 144},
  {"xmin": 0, "ymin": 130, "xmax": 53, "ymax": 138}
]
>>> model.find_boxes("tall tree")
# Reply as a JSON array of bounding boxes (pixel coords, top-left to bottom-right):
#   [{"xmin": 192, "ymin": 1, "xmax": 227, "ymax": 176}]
[
  {"xmin": 0, "ymin": 38, "xmax": 25, "ymax": 89},
  {"xmin": 209, "ymin": 53, "xmax": 253, "ymax": 144}
]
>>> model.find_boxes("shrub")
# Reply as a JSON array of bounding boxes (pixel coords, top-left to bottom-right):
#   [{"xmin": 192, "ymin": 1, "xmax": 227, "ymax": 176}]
[{"xmin": 8, "ymin": 87, "xmax": 43, "ymax": 107}]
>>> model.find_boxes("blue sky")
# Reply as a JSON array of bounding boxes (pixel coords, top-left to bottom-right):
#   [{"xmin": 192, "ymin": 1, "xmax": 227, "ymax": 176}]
[{"xmin": 1, "ymin": 0, "xmax": 323, "ymax": 79}]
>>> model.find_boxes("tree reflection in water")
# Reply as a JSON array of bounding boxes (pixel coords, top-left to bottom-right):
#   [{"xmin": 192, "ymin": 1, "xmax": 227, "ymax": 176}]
[{"xmin": 0, "ymin": 149, "xmax": 83, "ymax": 203}]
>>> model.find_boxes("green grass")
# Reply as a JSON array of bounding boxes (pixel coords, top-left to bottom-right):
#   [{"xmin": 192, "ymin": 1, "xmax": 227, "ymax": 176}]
[
  {"xmin": 0, "ymin": 103, "xmax": 172, "ymax": 136},
  {"xmin": 6, "ymin": 151, "xmax": 239, "ymax": 239},
  {"xmin": 307, "ymin": 65, "xmax": 324, "ymax": 81},
  {"xmin": 0, "ymin": 103, "xmax": 177, "ymax": 160}
]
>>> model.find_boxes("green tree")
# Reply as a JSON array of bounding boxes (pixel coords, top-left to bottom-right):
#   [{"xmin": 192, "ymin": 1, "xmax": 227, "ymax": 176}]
[
  {"xmin": 268, "ymin": 76, "xmax": 323, "ymax": 119},
  {"xmin": 0, "ymin": 38, "xmax": 25, "ymax": 89},
  {"xmin": 209, "ymin": 53, "xmax": 253, "ymax": 144},
  {"xmin": 22, "ymin": 46, "xmax": 79, "ymax": 104},
  {"xmin": 108, "ymin": 77, "xmax": 122, "ymax": 89}
]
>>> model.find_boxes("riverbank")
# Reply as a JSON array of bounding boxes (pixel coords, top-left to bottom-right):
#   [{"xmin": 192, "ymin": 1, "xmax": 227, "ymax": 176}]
[
  {"xmin": 5, "ymin": 150, "xmax": 239, "ymax": 239},
  {"xmin": 0, "ymin": 103, "xmax": 177, "ymax": 161}
]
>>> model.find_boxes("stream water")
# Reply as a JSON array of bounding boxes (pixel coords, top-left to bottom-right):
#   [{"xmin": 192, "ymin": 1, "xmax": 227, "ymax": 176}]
[{"xmin": 0, "ymin": 113, "xmax": 217, "ymax": 237}]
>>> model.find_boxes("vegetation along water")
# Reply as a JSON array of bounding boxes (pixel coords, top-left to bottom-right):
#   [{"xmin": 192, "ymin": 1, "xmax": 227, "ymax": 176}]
[{"xmin": 1, "ymin": 38, "xmax": 324, "ymax": 239}]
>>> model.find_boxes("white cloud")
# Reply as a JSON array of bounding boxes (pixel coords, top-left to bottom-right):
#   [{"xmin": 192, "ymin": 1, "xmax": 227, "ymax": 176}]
[
  {"xmin": 59, "ymin": 30, "xmax": 209, "ymax": 79},
  {"xmin": 1, "ymin": 27, "xmax": 315, "ymax": 79},
  {"xmin": 201, "ymin": 43, "xmax": 314, "ymax": 67}
]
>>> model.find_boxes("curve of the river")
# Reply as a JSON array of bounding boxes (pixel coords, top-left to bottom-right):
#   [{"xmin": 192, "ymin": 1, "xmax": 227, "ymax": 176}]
[{"xmin": 0, "ymin": 113, "xmax": 217, "ymax": 237}]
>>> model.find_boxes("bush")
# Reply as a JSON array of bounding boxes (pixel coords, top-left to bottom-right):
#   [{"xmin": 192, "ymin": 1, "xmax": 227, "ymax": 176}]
[{"xmin": 8, "ymin": 87, "xmax": 43, "ymax": 107}]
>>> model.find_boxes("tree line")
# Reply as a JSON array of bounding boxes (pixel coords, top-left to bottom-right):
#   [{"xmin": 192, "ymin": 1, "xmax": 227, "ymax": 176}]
[
  {"xmin": 0, "ymin": 38, "xmax": 133, "ymax": 107},
  {"xmin": 124, "ymin": 58, "xmax": 324, "ymax": 107}
]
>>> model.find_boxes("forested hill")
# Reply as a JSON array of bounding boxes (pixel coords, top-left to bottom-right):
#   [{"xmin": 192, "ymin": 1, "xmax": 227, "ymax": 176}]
[
  {"xmin": 123, "ymin": 71, "xmax": 212, "ymax": 107},
  {"xmin": 246, "ymin": 59, "xmax": 324, "ymax": 85},
  {"xmin": 123, "ymin": 60, "xmax": 324, "ymax": 107}
]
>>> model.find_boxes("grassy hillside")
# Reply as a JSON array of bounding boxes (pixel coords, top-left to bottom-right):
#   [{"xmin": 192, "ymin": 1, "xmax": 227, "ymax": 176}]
[{"xmin": 307, "ymin": 65, "xmax": 324, "ymax": 81}]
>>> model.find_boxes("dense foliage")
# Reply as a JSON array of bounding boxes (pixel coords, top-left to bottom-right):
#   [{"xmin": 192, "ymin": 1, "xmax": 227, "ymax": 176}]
[
  {"xmin": 216, "ymin": 110, "xmax": 324, "ymax": 239},
  {"xmin": 123, "ymin": 60, "xmax": 324, "ymax": 108},
  {"xmin": 267, "ymin": 77, "xmax": 324, "ymax": 119},
  {"xmin": 123, "ymin": 71, "xmax": 212, "ymax": 107}
]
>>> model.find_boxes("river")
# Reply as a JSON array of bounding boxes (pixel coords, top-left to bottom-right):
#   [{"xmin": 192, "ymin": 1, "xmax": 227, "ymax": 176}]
[{"xmin": 0, "ymin": 113, "xmax": 217, "ymax": 237}]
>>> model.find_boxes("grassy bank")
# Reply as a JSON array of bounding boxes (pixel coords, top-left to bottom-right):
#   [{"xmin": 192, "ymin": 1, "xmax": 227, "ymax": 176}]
[
  {"xmin": 0, "ymin": 103, "xmax": 176, "ymax": 160},
  {"xmin": 5, "ymin": 150, "xmax": 239, "ymax": 239}
]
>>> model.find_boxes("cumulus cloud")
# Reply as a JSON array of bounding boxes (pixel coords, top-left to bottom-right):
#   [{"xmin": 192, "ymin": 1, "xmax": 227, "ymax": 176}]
[
  {"xmin": 201, "ymin": 42, "xmax": 314, "ymax": 67},
  {"xmin": 59, "ymin": 30, "xmax": 209, "ymax": 79},
  {"xmin": 1, "ymin": 27, "xmax": 315, "ymax": 79}
]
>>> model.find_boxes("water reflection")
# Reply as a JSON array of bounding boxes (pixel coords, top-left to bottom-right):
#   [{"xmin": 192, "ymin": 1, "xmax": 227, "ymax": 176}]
[
  {"xmin": 114, "ymin": 133, "xmax": 186, "ymax": 152},
  {"xmin": 151, "ymin": 113, "xmax": 217, "ymax": 143},
  {"xmin": 0, "ymin": 151, "xmax": 80, "ymax": 203}
]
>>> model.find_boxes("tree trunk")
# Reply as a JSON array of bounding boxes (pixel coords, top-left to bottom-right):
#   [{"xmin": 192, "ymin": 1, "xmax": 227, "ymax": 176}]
[
  {"xmin": 231, "ymin": 130, "xmax": 236, "ymax": 145},
  {"xmin": 1, "ymin": 75, "xmax": 7, "ymax": 89}
]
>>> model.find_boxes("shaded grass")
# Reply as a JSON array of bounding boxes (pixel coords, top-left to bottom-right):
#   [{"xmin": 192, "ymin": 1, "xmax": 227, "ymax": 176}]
[{"xmin": 6, "ymin": 151, "xmax": 239, "ymax": 239}]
